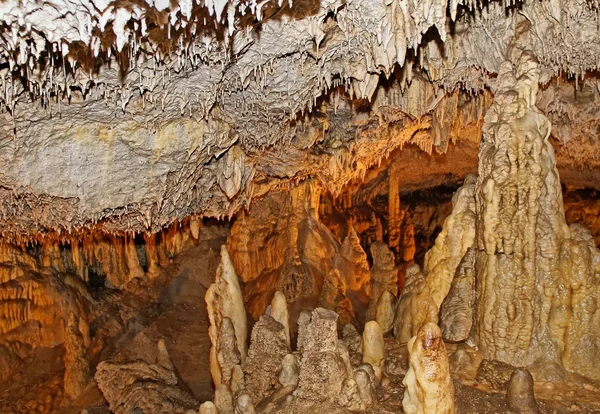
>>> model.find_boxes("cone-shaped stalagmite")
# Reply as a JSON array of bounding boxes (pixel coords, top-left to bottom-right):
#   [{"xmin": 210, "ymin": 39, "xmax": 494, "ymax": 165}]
[
  {"xmin": 206, "ymin": 245, "xmax": 248, "ymax": 387},
  {"xmin": 362, "ymin": 321, "xmax": 385, "ymax": 382},
  {"xmin": 268, "ymin": 291, "xmax": 291, "ymax": 348}
]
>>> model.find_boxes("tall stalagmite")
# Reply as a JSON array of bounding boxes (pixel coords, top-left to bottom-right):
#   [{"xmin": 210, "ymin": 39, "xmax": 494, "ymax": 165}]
[
  {"xmin": 427, "ymin": 47, "xmax": 600, "ymax": 381},
  {"xmin": 473, "ymin": 50, "xmax": 600, "ymax": 379},
  {"xmin": 205, "ymin": 245, "xmax": 248, "ymax": 387}
]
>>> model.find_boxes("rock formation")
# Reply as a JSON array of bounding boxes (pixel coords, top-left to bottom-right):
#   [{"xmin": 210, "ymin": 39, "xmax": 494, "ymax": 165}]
[
  {"xmin": 0, "ymin": 242, "xmax": 92, "ymax": 350},
  {"xmin": 206, "ymin": 245, "xmax": 248, "ymax": 387},
  {"xmin": 244, "ymin": 315, "xmax": 289, "ymax": 403},
  {"xmin": 402, "ymin": 323, "xmax": 455, "ymax": 414},
  {"xmin": 393, "ymin": 264, "xmax": 438, "ymax": 343},
  {"xmin": 469, "ymin": 50, "xmax": 600, "ymax": 380},
  {"xmin": 318, "ymin": 269, "xmax": 356, "ymax": 327},
  {"xmin": 375, "ymin": 290, "xmax": 396, "ymax": 335},
  {"xmin": 95, "ymin": 359, "xmax": 198, "ymax": 414},
  {"xmin": 438, "ymin": 248, "xmax": 476, "ymax": 342},
  {"xmin": 367, "ymin": 242, "xmax": 398, "ymax": 320},
  {"xmin": 63, "ymin": 312, "xmax": 90, "ymax": 401},
  {"xmin": 362, "ymin": 321, "xmax": 384, "ymax": 382},
  {"xmin": 334, "ymin": 228, "xmax": 371, "ymax": 293},
  {"xmin": 506, "ymin": 368, "xmax": 540, "ymax": 414},
  {"xmin": 267, "ymin": 291, "xmax": 291, "ymax": 348},
  {"xmin": 296, "ymin": 308, "xmax": 351, "ymax": 403}
]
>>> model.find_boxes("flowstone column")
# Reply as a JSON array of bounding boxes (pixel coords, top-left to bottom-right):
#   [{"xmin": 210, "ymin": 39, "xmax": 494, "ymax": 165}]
[{"xmin": 472, "ymin": 50, "xmax": 600, "ymax": 378}]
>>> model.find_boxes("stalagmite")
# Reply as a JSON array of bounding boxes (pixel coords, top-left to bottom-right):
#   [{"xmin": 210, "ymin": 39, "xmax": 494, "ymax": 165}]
[
  {"xmin": 319, "ymin": 268, "xmax": 356, "ymax": 326},
  {"xmin": 244, "ymin": 315, "xmax": 288, "ymax": 403},
  {"xmin": 334, "ymin": 227, "xmax": 371, "ymax": 292},
  {"xmin": 393, "ymin": 264, "xmax": 438, "ymax": 343},
  {"xmin": 375, "ymin": 290, "xmax": 396, "ymax": 334},
  {"xmin": 235, "ymin": 393, "xmax": 257, "ymax": 414},
  {"xmin": 63, "ymin": 312, "xmax": 90, "ymax": 400},
  {"xmin": 214, "ymin": 384, "xmax": 234, "ymax": 413},
  {"xmin": 438, "ymin": 248, "xmax": 476, "ymax": 342},
  {"xmin": 206, "ymin": 245, "xmax": 248, "ymax": 387},
  {"xmin": 402, "ymin": 323, "xmax": 455, "ymax": 414},
  {"xmin": 157, "ymin": 338, "xmax": 175, "ymax": 371},
  {"xmin": 268, "ymin": 291, "xmax": 290, "ymax": 348},
  {"xmin": 506, "ymin": 368, "xmax": 540, "ymax": 414},
  {"xmin": 388, "ymin": 163, "xmax": 402, "ymax": 254},
  {"xmin": 296, "ymin": 308, "xmax": 350, "ymax": 403},
  {"xmin": 278, "ymin": 354, "xmax": 299, "ymax": 388},
  {"xmin": 198, "ymin": 401, "xmax": 218, "ymax": 414},
  {"xmin": 462, "ymin": 50, "xmax": 600, "ymax": 379},
  {"xmin": 362, "ymin": 321, "xmax": 384, "ymax": 382},
  {"xmin": 367, "ymin": 242, "xmax": 398, "ymax": 320},
  {"xmin": 422, "ymin": 175, "xmax": 476, "ymax": 309}
]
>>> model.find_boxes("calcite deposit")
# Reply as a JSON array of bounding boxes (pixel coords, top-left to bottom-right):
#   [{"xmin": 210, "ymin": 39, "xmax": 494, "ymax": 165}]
[
  {"xmin": 4, "ymin": 0, "xmax": 600, "ymax": 411},
  {"xmin": 403, "ymin": 323, "xmax": 455, "ymax": 414}
]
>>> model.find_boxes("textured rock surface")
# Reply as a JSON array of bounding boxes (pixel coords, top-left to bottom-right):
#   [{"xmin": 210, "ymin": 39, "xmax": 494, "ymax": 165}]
[
  {"xmin": 402, "ymin": 323, "xmax": 455, "ymax": 414},
  {"xmin": 318, "ymin": 269, "xmax": 356, "ymax": 327},
  {"xmin": 206, "ymin": 245, "xmax": 247, "ymax": 387},
  {"xmin": 296, "ymin": 308, "xmax": 350, "ymax": 403},
  {"xmin": 393, "ymin": 264, "xmax": 437, "ymax": 343},
  {"xmin": 438, "ymin": 248, "xmax": 476, "ymax": 342},
  {"xmin": 63, "ymin": 312, "xmax": 90, "ymax": 400},
  {"xmin": 470, "ymin": 50, "xmax": 600, "ymax": 379},
  {"xmin": 366, "ymin": 242, "xmax": 398, "ymax": 320},
  {"xmin": 506, "ymin": 368, "xmax": 540, "ymax": 414},
  {"xmin": 244, "ymin": 315, "xmax": 288, "ymax": 403},
  {"xmin": 95, "ymin": 360, "xmax": 198, "ymax": 414}
]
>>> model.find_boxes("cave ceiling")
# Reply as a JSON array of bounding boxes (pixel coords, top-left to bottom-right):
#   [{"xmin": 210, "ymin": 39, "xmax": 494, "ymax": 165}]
[{"xmin": 1, "ymin": 0, "xmax": 600, "ymax": 237}]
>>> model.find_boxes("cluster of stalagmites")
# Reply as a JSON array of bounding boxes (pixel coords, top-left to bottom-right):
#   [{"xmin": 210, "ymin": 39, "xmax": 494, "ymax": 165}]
[{"xmin": 199, "ymin": 243, "xmax": 456, "ymax": 413}]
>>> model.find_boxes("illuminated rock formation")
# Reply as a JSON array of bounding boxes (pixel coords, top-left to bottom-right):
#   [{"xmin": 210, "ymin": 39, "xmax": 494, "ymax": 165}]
[
  {"xmin": 206, "ymin": 245, "xmax": 248, "ymax": 387},
  {"xmin": 393, "ymin": 264, "xmax": 438, "ymax": 343},
  {"xmin": 267, "ymin": 291, "xmax": 291, "ymax": 348},
  {"xmin": 244, "ymin": 315, "xmax": 289, "ymax": 403},
  {"xmin": 367, "ymin": 243, "xmax": 398, "ymax": 320},
  {"xmin": 296, "ymin": 308, "xmax": 351, "ymax": 403},
  {"xmin": 402, "ymin": 323, "xmax": 455, "ymax": 414},
  {"xmin": 375, "ymin": 290, "xmax": 396, "ymax": 335},
  {"xmin": 319, "ymin": 269, "xmax": 356, "ymax": 326},
  {"xmin": 95, "ymin": 359, "xmax": 198, "ymax": 414},
  {"xmin": 361, "ymin": 321, "xmax": 384, "ymax": 382},
  {"xmin": 422, "ymin": 175, "xmax": 476, "ymax": 309},
  {"xmin": 333, "ymin": 228, "xmax": 371, "ymax": 293},
  {"xmin": 438, "ymin": 248, "xmax": 476, "ymax": 342},
  {"xmin": 0, "ymin": 243, "xmax": 92, "ymax": 349},
  {"xmin": 471, "ymin": 51, "xmax": 600, "ymax": 380}
]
